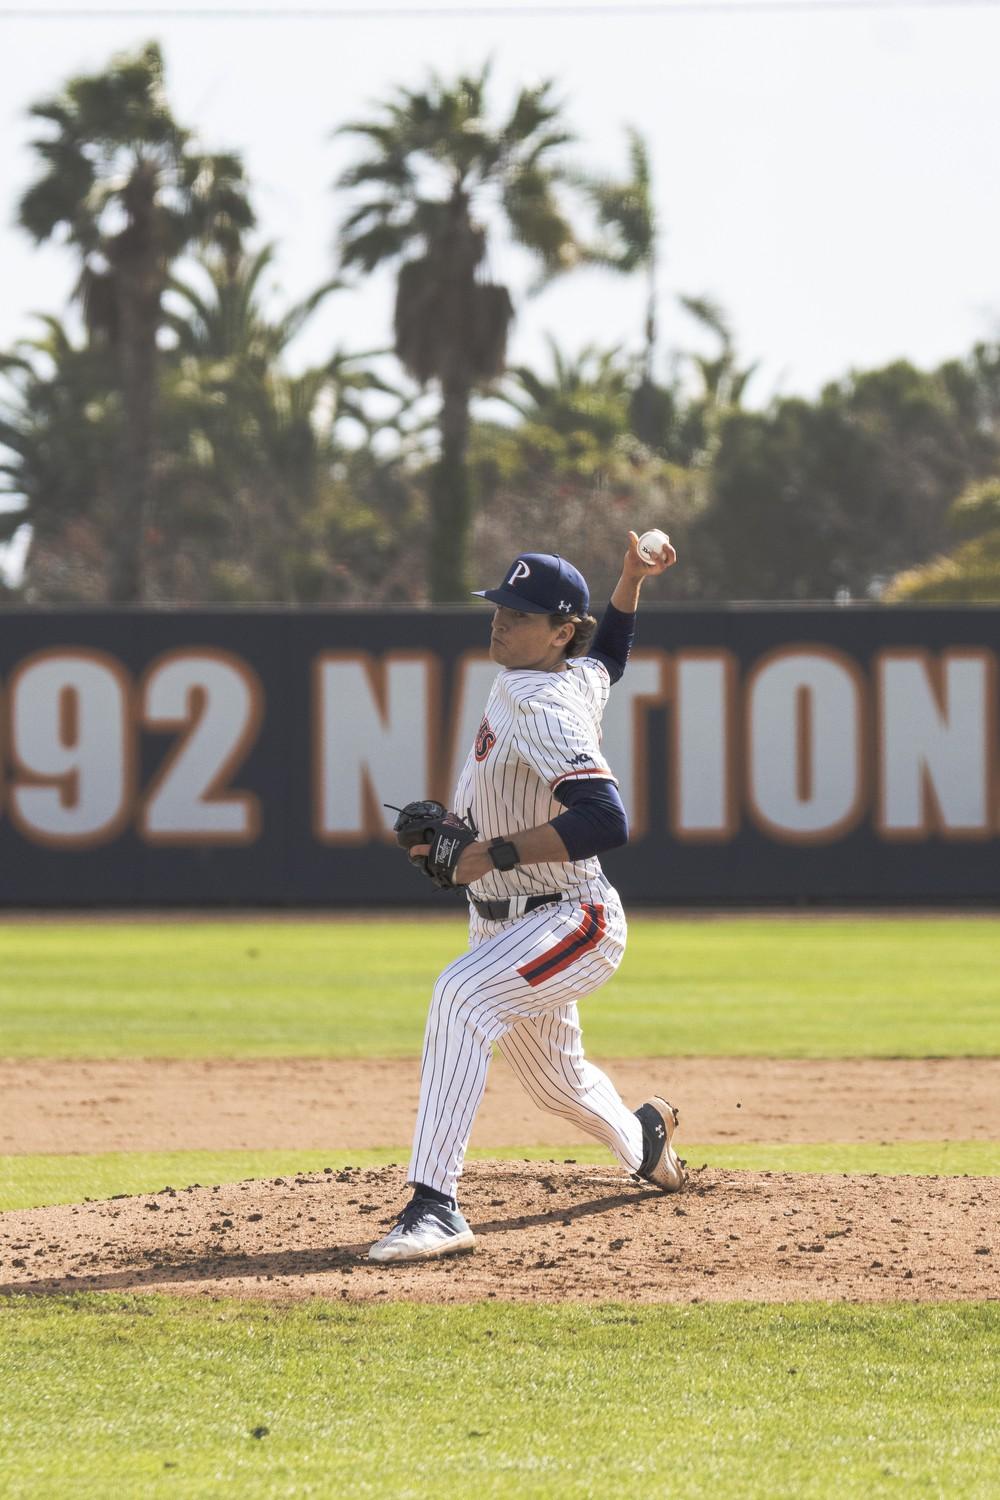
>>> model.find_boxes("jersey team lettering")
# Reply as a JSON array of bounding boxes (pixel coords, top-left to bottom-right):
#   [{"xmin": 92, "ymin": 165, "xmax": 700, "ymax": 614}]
[{"xmin": 474, "ymin": 716, "xmax": 497, "ymax": 761}]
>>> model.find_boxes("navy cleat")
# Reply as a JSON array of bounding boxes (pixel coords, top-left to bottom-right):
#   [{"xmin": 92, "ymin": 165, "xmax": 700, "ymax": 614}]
[
  {"xmin": 634, "ymin": 1096, "xmax": 687, "ymax": 1192},
  {"xmin": 368, "ymin": 1194, "xmax": 476, "ymax": 1264}
]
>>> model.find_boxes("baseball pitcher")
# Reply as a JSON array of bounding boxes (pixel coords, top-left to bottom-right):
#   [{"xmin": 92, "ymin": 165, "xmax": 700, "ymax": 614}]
[{"xmin": 369, "ymin": 531, "xmax": 685, "ymax": 1263}]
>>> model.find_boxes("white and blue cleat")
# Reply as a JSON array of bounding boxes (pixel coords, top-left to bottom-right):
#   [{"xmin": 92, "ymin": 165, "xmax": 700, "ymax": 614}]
[{"xmin": 368, "ymin": 1195, "xmax": 476, "ymax": 1263}]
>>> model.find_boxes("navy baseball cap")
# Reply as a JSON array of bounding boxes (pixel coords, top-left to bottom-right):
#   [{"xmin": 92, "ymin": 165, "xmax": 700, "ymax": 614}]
[{"xmin": 472, "ymin": 553, "xmax": 590, "ymax": 616}]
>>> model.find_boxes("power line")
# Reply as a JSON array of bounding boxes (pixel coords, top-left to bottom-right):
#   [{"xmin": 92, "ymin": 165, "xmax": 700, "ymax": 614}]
[{"xmin": 2, "ymin": 0, "xmax": 999, "ymax": 18}]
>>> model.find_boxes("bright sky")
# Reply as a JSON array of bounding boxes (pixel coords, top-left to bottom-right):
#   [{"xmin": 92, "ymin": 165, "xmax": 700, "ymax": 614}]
[{"xmin": 1, "ymin": 1, "xmax": 999, "ymax": 418}]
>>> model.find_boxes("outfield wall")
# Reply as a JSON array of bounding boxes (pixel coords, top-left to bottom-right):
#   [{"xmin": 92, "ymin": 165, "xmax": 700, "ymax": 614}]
[{"xmin": 0, "ymin": 606, "xmax": 997, "ymax": 906}]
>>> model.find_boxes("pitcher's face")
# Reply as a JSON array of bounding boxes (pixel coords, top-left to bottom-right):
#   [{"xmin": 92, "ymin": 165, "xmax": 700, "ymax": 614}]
[{"xmin": 489, "ymin": 607, "xmax": 570, "ymax": 672}]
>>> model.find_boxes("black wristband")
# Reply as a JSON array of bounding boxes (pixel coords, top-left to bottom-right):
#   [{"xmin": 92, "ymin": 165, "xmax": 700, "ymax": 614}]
[{"xmin": 488, "ymin": 837, "xmax": 519, "ymax": 872}]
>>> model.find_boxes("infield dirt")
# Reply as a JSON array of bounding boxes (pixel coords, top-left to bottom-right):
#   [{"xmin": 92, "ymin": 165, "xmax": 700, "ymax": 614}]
[
  {"xmin": 1, "ymin": 1161, "xmax": 997, "ymax": 1304},
  {"xmin": 4, "ymin": 1055, "xmax": 999, "ymax": 1154},
  {"xmin": 4, "ymin": 1055, "xmax": 997, "ymax": 1305}
]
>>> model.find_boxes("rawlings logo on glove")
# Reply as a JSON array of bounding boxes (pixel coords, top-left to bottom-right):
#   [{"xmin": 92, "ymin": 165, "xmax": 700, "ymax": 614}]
[{"xmin": 388, "ymin": 800, "xmax": 479, "ymax": 891}]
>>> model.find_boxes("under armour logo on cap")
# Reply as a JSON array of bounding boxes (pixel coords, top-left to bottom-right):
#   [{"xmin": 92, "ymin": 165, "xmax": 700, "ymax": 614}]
[{"xmin": 471, "ymin": 553, "xmax": 590, "ymax": 616}]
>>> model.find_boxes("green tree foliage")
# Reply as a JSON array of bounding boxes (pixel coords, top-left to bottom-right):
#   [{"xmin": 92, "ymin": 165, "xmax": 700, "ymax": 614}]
[
  {"xmin": 578, "ymin": 128, "xmax": 689, "ymax": 462},
  {"xmin": 5, "ymin": 47, "xmax": 1000, "ymax": 608},
  {"xmin": 579, "ymin": 126, "xmax": 658, "ymax": 387},
  {"xmin": 336, "ymin": 63, "xmax": 599, "ymax": 601},
  {"xmin": 696, "ymin": 351, "xmax": 1000, "ymax": 600},
  {"xmin": 156, "ymin": 248, "xmax": 423, "ymax": 602},
  {"xmin": 501, "ymin": 339, "xmax": 641, "ymax": 454},
  {"xmin": 471, "ymin": 340, "xmax": 703, "ymax": 599},
  {"xmin": 673, "ymin": 295, "xmax": 759, "ymax": 466},
  {"xmin": 18, "ymin": 41, "xmax": 254, "ymax": 601},
  {"xmin": 578, "ymin": 139, "xmax": 758, "ymax": 469},
  {"xmin": 0, "ymin": 319, "xmax": 118, "ymax": 600},
  {"xmin": 883, "ymin": 477, "xmax": 1000, "ymax": 601},
  {"xmin": 0, "ymin": 245, "xmax": 420, "ymax": 603}
]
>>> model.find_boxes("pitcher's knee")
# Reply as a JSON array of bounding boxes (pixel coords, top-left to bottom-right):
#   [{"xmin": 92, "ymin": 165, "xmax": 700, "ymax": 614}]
[{"xmin": 429, "ymin": 965, "xmax": 492, "ymax": 1043}]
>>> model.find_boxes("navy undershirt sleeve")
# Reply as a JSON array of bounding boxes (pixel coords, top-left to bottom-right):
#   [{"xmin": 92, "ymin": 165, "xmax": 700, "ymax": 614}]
[
  {"xmin": 590, "ymin": 601, "xmax": 636, "ymax": 684},
  {"xmin": 549, "ymin": 777, "xmax": 628, "ymax": 861}
]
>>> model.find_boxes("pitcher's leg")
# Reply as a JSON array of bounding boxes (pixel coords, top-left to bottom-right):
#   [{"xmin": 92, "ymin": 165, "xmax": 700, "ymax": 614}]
[
  {"xmin": 407, "ymin": 898, "xmax": 631, "ymax": 1200},
  {"xmin": 496, "ymin": 1004, "xmax": 644, "ymax": 1172},
  {"xmin": 407, "ymin": 930, "xmax": 529, "ymax": 1198}
]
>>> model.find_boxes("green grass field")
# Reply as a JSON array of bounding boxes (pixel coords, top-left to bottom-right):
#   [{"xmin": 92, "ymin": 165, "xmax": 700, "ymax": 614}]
[
  {"xmin": 1, "ymin": 916, "xmax": 996, "ymax": 1057},
  {"xmin": 1, "ymin": 1298, "xmax": 997, "ymax": 1499},
  {"xmin": 2, "ymin": 915, "xmax": 997, "ymax": 1498}
]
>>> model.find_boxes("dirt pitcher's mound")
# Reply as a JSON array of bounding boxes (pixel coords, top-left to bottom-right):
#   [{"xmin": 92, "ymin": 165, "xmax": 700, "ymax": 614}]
[{"xmin": 1, "ymin": 1163, "xmax": 996, "ymax": 1304}]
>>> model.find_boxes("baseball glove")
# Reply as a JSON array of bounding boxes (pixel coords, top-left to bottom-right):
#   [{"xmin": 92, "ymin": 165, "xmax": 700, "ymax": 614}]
[{"xmin": 390, "ymin": 800, "xmax": 479, "ymax": 891}]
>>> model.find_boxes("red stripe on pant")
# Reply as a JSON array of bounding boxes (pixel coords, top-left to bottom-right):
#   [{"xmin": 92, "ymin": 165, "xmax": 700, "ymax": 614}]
[{"xmin": 517, "ymin": 903, "xmax": 606, "ymax": 988}]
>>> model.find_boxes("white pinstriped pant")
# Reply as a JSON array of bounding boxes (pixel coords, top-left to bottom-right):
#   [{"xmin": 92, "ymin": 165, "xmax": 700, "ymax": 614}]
[{"xmin": 408, "ymin": 884, "xmax": 645, "ymax": 1199}]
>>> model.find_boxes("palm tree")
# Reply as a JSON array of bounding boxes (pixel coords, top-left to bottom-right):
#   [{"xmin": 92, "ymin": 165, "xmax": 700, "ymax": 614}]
[
  {"xmin": 680, "ymin": 296, "xmax": 756, "ymax": 410},
  {"xmin": 502, "ymin": 337, "xmax": 637, "ymax": 450},
  {"xmin": 0, "ymin": 317, "xmax": 119, "ymax": 598},
  {"xmin": 675, "ymin": 295, "xmax": 758, "ymax": 465},
  {"xmin": 18, "ymin": 41, "xmax": 254, "ymax": 601},
  {"xmin": 335, "ymin": 64, "xmax": 590, "ymax": 600},
  {"xmin": 165, "ymin": 245, "xmax": 349, "ymax": 500},
  {"xmin": 166, "ymin": 244, "xmax": 343, "ymax": 371},
  {"xmin": 581, "ymin": 129, "xmax": 657, "ymax": 370},
  {"xmin": 577, "ymin": 127, "xmax": 676, "ymax": 451},
  {"xmin": 162, "ymin": 247, "xmax": 406, "ymax": 600}
]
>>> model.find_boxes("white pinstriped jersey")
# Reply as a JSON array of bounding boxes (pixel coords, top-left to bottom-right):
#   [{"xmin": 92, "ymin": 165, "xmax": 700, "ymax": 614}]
[{"xmin": 452, "ymin": 655, "xmax": 618, "ymax": 904}]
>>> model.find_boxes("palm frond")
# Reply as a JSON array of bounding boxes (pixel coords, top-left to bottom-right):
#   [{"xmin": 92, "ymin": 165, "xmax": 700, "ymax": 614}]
[
  {"xmin": 18, "ymin": 153, "xmax": 94, "ymax": 242},
  {"xmin": 0, "ymin": 353, "xmax": 35, "ymax": 378},
  {"xmin": 507, "ymin": 363, "xmax": 549, "ymax": 407},
  {"xmin": 337, "ymin": 155, "xmax": 414, "ymax": 193},
  {"xmin": 679, "ymin": 294, "xmax": 731, "ymax": 347},
  {"xmin": 275, "ymin": 277, "xmax": 345, "ymax": 350},
  {"xmin": 323, "ymin": 351, "xmax": 397, "ymax": 392},
  {"xmin": 501, "ymin": 80, "xmax": 564, "ymax": 147},
  {"xmin": 502, "ymin": 168, "xmax": 579, "ymax": 279},
  {"xmin": 729, "ymin": 363, "xmax": 759, "ymax": 408},
  {"xmin": 339, "ymin": 220, "xmax": 412, "ymax": 273},
  {"xmin": 626, "ymin": 126, "xmax": 651, "ymax": 190},
  {"xmin": 518, "ymin": 129, "xmax": 576, "ymax": 172},
  {"xmin": 27, "ymin": 99, "xmax": 76, "ymax": 132},
  {"xmin": 339, "ymin": 201, "xmax": 393, "ymax": 241},
  {"xmin": 334, "ymin": 119, "xmax": 403, "ymax": 150},
  {"xmin": 574, "ymin": 127, "xmax": 656, "ymax": 273}
]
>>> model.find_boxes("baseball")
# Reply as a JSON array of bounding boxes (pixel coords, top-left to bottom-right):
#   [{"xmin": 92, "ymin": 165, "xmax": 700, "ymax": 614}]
[{"xmin": 637, "ymin": 528, "xmax": 671, "ymax": 564}]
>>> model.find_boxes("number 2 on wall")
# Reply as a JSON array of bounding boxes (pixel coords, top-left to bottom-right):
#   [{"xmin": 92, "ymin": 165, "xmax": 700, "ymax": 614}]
[{"xmin": 139, "ymin": 651, "xmax": 263, "ymax": 845}]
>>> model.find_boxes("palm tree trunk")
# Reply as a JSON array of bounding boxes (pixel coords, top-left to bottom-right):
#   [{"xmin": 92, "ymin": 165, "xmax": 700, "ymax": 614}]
[
  {"xmin": 109, "ymin": 164, "xmax": 161, "ymax": 605},
  {"xmin": 110, "ymin": 278, "xmax": 156, "ymax": 603},
  {"xmin": 428, "ymin": 380, "xmax": 473, "ymax": 602},
  {"xmin": 643, "ymin": 252, "xmax": 657, "ymax": 382}
]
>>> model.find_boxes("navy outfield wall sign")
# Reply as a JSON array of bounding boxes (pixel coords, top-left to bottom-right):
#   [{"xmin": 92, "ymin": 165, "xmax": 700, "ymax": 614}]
[{"xmin": 0, "ymin": 607, "xmax": 996, "ymax": 905}]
